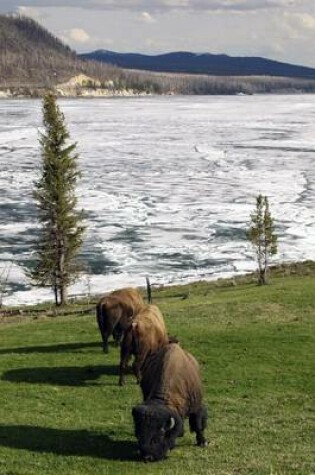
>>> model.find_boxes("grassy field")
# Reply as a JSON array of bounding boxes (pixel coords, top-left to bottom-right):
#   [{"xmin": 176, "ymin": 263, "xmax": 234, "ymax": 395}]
[{"xmin": 0, "ymin": 273, "xmax": 314, "ymax": 475}]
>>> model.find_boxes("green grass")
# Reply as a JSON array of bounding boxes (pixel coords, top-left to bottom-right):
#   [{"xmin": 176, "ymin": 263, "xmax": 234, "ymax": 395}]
[{"xmin": 0, "ymin": 274, "xmax": 314, "ymax": 474}]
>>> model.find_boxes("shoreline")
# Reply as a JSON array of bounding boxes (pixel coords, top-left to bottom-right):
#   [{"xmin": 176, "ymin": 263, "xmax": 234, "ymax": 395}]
[
  {"xmin": 2, "ymin": 87, "xmax": 315, "ymax": 99},
  {"xmin": 1, "ymin": 260, "xmax": 314, "ymax": 312},
  {"xmin": 2, "ymin": 91, "xmax": 315, "ymax": 99}
]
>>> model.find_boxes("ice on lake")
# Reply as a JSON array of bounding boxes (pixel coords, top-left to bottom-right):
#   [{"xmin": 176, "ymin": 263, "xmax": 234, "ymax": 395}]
[{"xmin": 1, "ymin": 95, "xmax": 315, "ymax": 305}]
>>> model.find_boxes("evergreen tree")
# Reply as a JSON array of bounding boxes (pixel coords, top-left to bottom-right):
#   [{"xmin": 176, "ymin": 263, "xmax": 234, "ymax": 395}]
[
  {"xmin": 31, "ymin": 93, "xmax": 85, "ymax": 305},
  {"xmin": 247, "ymin": 194, "xmax": 278, "ymax": 285}
]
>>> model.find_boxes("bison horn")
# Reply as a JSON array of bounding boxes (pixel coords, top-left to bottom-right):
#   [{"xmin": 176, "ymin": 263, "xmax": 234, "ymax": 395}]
[{"xmin": 168, "ymin": 417, "xmax": 176, "ymax": 430}]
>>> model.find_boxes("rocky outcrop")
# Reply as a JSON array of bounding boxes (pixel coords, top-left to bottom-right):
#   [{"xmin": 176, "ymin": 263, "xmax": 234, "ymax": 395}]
[{"xmin": 54, "ymin": 74, "xmax": 151, "ymax": 97}]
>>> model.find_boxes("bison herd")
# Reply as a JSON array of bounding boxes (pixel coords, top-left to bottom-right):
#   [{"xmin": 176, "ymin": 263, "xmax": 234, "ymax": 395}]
[{"xmin": 96, "ymin": 286, "xmax": 208, "ymax": 462}]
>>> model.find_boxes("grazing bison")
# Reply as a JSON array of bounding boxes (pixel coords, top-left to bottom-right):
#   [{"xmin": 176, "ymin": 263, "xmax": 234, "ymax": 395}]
[
  {"xmin": 132, "ymin": 343, "xmax": 207, "ymax": 462},
  {"xmin": 96, "ymin": 287, "xmax": 144, "ymax": 354},
  {"xmin": 119, "ymin": 304, "xmax": 168, "ymax": 386}
]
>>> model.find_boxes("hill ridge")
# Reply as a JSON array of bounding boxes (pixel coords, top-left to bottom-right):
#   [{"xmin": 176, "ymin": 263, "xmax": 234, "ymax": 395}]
[
  {"xmin": 0, "ymin": 14, "xmax": 120, "ymax": 91},
  {"xmin": 81, "ymin": 49, "xmax": 315, "ymax": 80}
]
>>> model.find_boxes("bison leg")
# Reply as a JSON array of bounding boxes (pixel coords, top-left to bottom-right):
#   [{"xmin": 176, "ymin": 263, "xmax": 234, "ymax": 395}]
[
  {"xmin": 96, "ymin": 305, "xmax": 111, "ymax": 354},
  {"xmin": 133, "ymin": 358, "xmax": 141, "ymax": 384},
  {"xmin": 112, "ymin": 324, "xmax": 123, "ymax": 345},
  {"xmin": 99, "ymin": 331, "xmax": 111, "ymax": 353},
  {"xmin": 119, "ymin": 328, "xmax": 133, "ymax": 386},
  {"xmin": 97, "ymin": 328, "xmax": 110, "ymax": 354},
  {"xmin": 100, "ymin": 321, "xmax": 119, "ymax": 353},
  {"xmin": 119, "ymin": 358, "xmax": 128, "ymax": 386},
  {"xmin": 100, "ymin": 327, "xmax": 114, "ymax": 354},
  {"xmin": 133, "ymin": 351, "xmax": 146, "ymax": 384},
  {"xmin": 189, "ymin": 406, "xmax": 208, "ymax": 447}
]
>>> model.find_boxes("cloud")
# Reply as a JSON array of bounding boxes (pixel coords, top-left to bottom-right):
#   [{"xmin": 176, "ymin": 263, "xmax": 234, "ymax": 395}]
[
  {"xmin": 17, "ymin": 6, "xmax": 41, "ymax": 18},
  {"xmin": 138, "ymin": 11, "xmax": 156, "ymax": 23},
  {"xmin": 281, "ymin": 11, "xmax": 315, "ymax": 40},
  {"xmin": 0, "ymin": 0, "xmax": 309, "ymax": 14},
  {"xmin": 291, "ymin": 12, "xmax": 315, "ymax": 30},
  {"xmin": 144, "ymin": 37, "xmax": 169, "ymax": 49},
  {"xmin": 64, "ymin": 28, "xmax": 90, "ymax": 43}
]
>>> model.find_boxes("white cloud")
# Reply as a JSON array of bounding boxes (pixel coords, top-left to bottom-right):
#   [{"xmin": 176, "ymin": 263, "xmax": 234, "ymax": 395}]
[
  {"xmin": 1, "ymin": 0, "xmax": 310, "ymax": 13},
  {"xmin": 281, "ymin": 11, "xmax": 315, "ymax": 41},
  {"xmin": 64, "ymin": 28, "xmax": 90, "ymax": 43},
  {"xmin": 291, "ymin": 12, "xmax": 315, "ymax": 29},
  {"xmin": 144, "ymin": 37, "xmax": 169, "ymax": 49},
  {"xmin": 17, "ymin": 6, "xmax": 41, "ymax": 18},
  {"xmin": 159, "ymin": 0, "xmax": 190, "ymax": 7},
  {"xmin": 138, "ymin": 11, "xmax": 156, "ymax": 23}
]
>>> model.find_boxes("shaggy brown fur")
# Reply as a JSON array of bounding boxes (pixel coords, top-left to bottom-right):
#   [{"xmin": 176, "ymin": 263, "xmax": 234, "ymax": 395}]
[
  {"xmin": 96, "ymin": 287, "xmax": 144, "ymax": 354},
  {"xmin": 140, "ymin": 343, "xmax": 204, "ymax": 417},
  {"xmin": 119, "ymin": 304, "xmax": 168, "ymax": 385}
]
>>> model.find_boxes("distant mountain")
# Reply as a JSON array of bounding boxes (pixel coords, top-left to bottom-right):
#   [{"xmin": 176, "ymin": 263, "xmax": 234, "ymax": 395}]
[{"xmin": 80, "ymin": 50, "xmax": 315, "ymax": 80}]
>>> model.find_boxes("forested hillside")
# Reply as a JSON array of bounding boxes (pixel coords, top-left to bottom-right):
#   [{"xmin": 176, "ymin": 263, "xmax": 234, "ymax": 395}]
[{"xmin": 0, "ymin": 14, "xmax": 119, "ymax": 91}]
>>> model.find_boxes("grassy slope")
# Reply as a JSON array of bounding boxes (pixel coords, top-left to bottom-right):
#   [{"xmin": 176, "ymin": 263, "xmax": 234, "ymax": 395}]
[{"xmin": 0, "ymin": 275, "xmax": 314, "ymax": 475}]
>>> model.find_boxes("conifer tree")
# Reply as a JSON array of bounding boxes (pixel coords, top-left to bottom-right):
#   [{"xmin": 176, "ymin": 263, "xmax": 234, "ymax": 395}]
[
  {"xmin": 247, "ymin": 194, "xmax": 277, "ymax": 285},
  {"xmin": 31, "ymin": 93, "xmax": 85, "ymax": 305}
]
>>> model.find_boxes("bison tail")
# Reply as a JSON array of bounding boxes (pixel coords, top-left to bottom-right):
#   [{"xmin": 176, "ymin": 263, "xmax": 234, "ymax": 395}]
[
  {"xmin": 96, "ymin": 301, "xmax": 109, "ymax": 353},
  {"xmin": 96, "ymin": 302, "xmax": 104, "ymax": 333}
]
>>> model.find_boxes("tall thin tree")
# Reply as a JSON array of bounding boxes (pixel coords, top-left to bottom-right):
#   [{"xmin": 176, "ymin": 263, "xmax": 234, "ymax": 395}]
[
  {"xmin": 247, "ymin": 194, "xmax": 278, "ymax": 285},
  {"xmin": 31, "ymin": 93, "xmax": 85, "ymax": 305}
]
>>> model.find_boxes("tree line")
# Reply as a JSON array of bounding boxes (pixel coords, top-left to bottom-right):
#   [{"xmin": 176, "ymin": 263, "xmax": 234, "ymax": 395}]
[{"xmin": 118, "ymin": 71, "xmax": 315, "ymax": 95}]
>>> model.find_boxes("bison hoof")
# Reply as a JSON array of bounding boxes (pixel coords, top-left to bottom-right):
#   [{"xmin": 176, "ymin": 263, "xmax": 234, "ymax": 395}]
[{"xmin": 197, "ymin": 439, "xmax": 208, "ymax": 447}]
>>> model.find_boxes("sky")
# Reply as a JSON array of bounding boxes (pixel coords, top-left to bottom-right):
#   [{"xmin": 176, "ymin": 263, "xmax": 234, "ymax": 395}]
[{"xmin": 1, "ymin": 1, "xmax": 315, "ymax": 68}]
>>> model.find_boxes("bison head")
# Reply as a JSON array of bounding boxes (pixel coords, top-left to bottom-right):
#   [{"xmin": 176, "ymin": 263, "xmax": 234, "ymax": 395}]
[{"xmin": 132, "ymin": 404, "xmax": 183, "ymax": 462}]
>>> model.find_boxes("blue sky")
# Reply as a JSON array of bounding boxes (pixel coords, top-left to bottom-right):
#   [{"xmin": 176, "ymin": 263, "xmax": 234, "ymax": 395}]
[{"xmin": 1, "ymin": 0, "xmax": 315, "ymax": 67}]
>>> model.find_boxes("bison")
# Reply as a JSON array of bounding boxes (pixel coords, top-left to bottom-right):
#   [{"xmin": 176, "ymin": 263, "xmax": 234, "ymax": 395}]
[
  {"xmin": 96, "ymin": 287, "xmax": 144, "ymax": 354},
  {"xmin": 119, "ymin": 304, "xmax": 168, "ymax": 386},
  {"xmin": 132, "ymin": 343, "xmax": 208, "ymax": 462}
]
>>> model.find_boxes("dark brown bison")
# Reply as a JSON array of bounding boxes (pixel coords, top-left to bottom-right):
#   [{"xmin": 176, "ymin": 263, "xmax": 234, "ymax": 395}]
[
  {"xmin": 96, "ymin": 287, "xmax": 144, "ymax": 353},
  {"xmin": 132, "ymin": 343, "xmax": 207, "ymax": 462},
  {"xmin": 119, "ymin": 304, "xmax": 168, "ymax": 386}
]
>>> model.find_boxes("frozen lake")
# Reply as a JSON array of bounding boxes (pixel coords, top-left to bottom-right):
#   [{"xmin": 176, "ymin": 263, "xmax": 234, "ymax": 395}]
[{"xmin": 1, "ymin": 95, "xmax": 315, "ymax": 305}]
